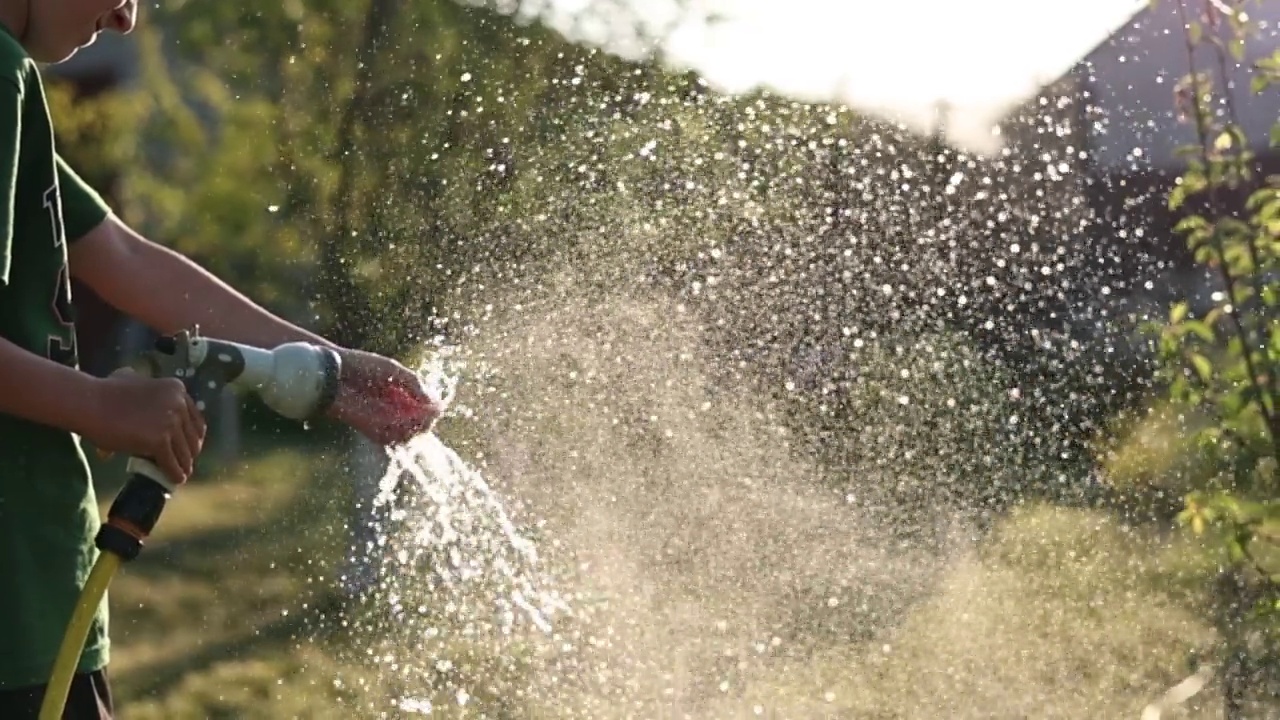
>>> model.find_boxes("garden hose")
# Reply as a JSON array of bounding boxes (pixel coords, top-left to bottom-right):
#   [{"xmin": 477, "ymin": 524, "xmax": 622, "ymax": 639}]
[
  {"xmin": 37, "ymin": 329, "xmax": 342, "ymax": 720},
  {"xmin": 39, "ymin": 464, "xmax": 173, "ymax": 720},
  {"xmin": 39, "ymin": 552, "xmax": 121, "ymax": 720}
]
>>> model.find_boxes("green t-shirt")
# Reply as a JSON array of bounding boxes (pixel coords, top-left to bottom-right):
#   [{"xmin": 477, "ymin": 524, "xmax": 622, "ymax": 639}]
[{"xmin": 0, "ymin": 27, "xmax": 114, "ymax": 689}]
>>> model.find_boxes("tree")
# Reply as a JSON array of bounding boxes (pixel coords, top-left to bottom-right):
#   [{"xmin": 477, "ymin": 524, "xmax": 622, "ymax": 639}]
[{"xmin": 1143, "ymin": 0, "xmax": 1280, "ymax": 714}]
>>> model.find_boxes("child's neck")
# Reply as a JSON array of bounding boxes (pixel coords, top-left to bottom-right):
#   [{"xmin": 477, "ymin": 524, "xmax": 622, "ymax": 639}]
[{"xmin": 0, "ymin": 0, "xmax": 26, "ymax": 45}]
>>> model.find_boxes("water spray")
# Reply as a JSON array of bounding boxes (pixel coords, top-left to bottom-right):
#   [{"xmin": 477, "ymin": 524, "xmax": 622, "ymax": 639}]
[{"xmin": 38, "ymin": 328, "xmax": 343, "ymax": 720}]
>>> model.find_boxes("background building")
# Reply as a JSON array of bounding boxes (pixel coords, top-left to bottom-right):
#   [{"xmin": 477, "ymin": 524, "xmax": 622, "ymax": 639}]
[{"xmin": 1000, "ymin": 0, "xmax": 1280, "ymax": 320}]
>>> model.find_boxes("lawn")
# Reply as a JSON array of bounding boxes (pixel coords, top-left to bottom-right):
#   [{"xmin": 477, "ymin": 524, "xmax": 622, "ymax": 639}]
[
  {"xmin": 92, "ymin": 445, "xmax": 366, "ymax": 719},
  {"xmin": 82, "ymin": 435, "xmax": 1249, "ymax": 720},
  {"xmin": 81, "ymin": 289, "xmax": 1272, "ymax": 719}
]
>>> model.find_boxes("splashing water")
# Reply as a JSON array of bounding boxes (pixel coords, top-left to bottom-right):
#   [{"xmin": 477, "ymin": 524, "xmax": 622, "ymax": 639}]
[
  {"xmin": 329, "ymin": 351, "xmax": 574, "ymax": 714},
  {"xmin": 374, "ymin": 350, "xmax": 565, "ymax": 625},
  {"xmin": 196, "ymin": 3, "xmax": 1280, "ymax": 716},
  {"xmin": 374, "ymin": 430, "xmax": 565, "ymax": 636}
]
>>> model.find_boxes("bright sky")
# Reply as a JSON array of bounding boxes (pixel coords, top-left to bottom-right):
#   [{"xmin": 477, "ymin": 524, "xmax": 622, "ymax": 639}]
[{"xmin": 537, "ymin": 0, "xmax": 1147, "ymax": 153}]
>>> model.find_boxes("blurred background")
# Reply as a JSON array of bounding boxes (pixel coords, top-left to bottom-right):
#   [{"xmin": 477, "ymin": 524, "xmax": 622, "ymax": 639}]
[{"xmin": 48, "ymin": 0, "xmax": 1280, "ymax": 717}]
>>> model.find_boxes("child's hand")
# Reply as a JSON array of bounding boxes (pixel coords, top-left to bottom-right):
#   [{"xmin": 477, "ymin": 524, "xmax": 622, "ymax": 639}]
[
  {"xmin": 327, "ymin": 349, "xmax": 444, "ymax": 446},
  {"xmin": 86, "ymin": 369, "xmax": 207, "ymax": 484}
]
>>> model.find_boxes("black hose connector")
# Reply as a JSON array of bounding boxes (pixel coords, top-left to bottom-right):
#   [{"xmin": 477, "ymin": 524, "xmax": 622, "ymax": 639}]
[
  {"xmin": 311, "ymin": 347, "xmax": 343, "ymax": 419},
  {"xmin": 94, "ymin": 474, "xmax": 171, "ymax": 562}
]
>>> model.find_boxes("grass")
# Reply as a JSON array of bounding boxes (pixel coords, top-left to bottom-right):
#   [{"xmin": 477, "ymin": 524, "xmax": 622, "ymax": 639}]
[
  {"xmin": 95, "ymin": 445, "xmax": 362, "ymax": 717},
  {"xmin": 83, "ymin": 435, "xmax": 1254, "ymax": 719},
  {"xmin": 725, "ymin": 504, "xmax": 1220, "ymax": 719},
  {"xmin": 79, "ymin": 282, "xmax": 1277, "ymax": 717},
  {"xmin": 80, "ymin": 285, "xmax": 1271, "ymax": 718}
]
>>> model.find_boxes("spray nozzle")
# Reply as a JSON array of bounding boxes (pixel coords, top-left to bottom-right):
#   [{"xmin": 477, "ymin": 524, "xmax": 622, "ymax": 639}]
[
  {"xmin": 128, "ymin": 329, "xmax": 343, "ymax": 422},
  {"xmin": 97, "ymin": 329, "xmax": 344, "ymax": 563}
]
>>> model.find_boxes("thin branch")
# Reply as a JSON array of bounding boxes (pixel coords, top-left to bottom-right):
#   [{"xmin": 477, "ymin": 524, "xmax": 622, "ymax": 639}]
[
  {"xmin": 1205, "ymin": 0, "xmax": 1278, "ymax": 398},
  {"xmin": 1174, "ymin": 0, "xmax": 1280, "ymax": 459}
]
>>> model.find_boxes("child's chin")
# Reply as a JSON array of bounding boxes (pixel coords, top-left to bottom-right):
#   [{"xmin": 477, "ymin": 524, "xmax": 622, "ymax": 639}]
[
  {"xmin": 40, "ymin": 32, "xmax": 99, "ymax": 65},
  {"xmin": 43, "ymin": 44, "xmax": 86, "ymax": 65},
  {"xmin": 43, "ymin": 49, "xmax": 78, "ymax": 64}
]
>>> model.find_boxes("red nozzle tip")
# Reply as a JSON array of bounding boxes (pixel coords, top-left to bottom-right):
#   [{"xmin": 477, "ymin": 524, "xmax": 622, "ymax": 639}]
[{"xmin": 383, "ymin": 384, "xmax": 438, "ymax": 426}]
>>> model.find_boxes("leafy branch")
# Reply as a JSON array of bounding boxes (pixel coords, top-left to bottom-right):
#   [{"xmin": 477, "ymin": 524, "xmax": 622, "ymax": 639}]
[{"xmin": 1155, "ymin": 0, "xmax": 1280, "ymax": 713}]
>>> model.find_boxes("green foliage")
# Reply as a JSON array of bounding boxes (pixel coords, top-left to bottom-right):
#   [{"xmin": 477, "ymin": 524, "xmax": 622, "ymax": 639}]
[
  {"xmin": 45, "ymin": 0, "xmax": 955, "ymax": 368},
  {"xmin": 1150, "ymin": 0, "xmax": 1280, "ymax": 709}
]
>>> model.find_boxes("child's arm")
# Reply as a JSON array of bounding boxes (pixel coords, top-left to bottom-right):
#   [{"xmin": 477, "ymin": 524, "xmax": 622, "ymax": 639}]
[
  {"xmin": 68, "ymin": 214, "xmax": 442, "ymax": 445},
  {"xmin": 68, "ymin": 214, "xmax": 332, "ymax": 350},
  {"xmin": 0, "ymin": 334, "xmax": 109, "ymax": 439}
]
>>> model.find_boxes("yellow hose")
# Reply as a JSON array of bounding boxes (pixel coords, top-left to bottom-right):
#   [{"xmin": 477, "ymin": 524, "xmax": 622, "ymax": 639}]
[{"xmin": 39, "ymin": 550, "xmax": 122, "ymax": 720}]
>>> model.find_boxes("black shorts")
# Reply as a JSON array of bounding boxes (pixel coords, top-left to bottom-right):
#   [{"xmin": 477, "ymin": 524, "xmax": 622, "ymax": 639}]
[{"xmin": 0, "ymin": 669, "xmax": 113, "ymax": 720}]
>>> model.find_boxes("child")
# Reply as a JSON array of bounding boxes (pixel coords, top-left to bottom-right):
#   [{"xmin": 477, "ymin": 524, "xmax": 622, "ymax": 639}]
[{"xmin": 0, "ymin": 1, "xmax": 442, "ymax": 717}]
